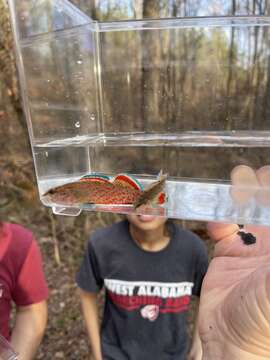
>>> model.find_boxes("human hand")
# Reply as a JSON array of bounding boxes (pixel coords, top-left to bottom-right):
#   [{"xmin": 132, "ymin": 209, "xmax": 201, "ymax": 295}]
[
  {"xmin": 187, "ymin": 340, "xmax": 202, "ymax": 360},
  {"xmin": 90, "ymin": 355, "xmax": 102, "ymax": 360},
  {"xmin": 199, "ymin": 222, "xmax": 270, "ymax": 360}
]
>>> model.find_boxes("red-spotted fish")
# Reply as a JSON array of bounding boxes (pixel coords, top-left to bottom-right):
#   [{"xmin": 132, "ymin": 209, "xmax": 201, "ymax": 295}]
[{"xmin": 43, "ymin": 172, "xmax": 167, "ymax": 208}]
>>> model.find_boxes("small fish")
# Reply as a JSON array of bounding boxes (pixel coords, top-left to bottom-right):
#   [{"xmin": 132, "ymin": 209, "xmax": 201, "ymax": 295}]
[{"xmin": 43, "ymin": 172, "xmax": 167, "ymax": 208}]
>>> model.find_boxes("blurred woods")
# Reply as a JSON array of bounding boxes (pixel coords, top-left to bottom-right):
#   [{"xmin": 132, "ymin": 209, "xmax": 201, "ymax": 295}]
[{"xmin": 0, "ymin": 0, "xmax": 270, "ymax": 358}]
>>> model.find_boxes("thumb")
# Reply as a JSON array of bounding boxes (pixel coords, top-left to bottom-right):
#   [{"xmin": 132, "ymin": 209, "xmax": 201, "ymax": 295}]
[{"xmin": 207, "ymin": 222, "xmax": 239, "ymax": 242}]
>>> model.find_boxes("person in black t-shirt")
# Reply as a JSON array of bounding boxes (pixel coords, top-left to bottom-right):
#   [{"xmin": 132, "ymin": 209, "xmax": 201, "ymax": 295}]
[{"xmin": 76, "ymin": 215, "xmax": 208, "ymax": 360}]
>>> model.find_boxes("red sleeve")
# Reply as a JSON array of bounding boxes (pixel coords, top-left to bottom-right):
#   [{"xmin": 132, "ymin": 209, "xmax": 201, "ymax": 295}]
[{"xmin": 12, "ymin": 238, "xmax": 49, "ymax": 306}]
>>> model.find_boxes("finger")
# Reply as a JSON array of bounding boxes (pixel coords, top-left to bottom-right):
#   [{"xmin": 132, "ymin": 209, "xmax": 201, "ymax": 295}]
[
  {"xmin": 256, "ymin": 166, "xmax": 270, "ymax": 206},
  {"xmin": 207, "ymin": 222, "xmax": 239, "ymax": 242},
  {"xmin": 230, "ymin": 165, "xmax": 259, "ymax": 205}
]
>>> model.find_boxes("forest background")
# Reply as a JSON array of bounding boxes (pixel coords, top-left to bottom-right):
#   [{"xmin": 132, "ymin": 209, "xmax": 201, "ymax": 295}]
[{"xmin": 1, "ymin": 0, "xmax": 269, "ymax": 358}]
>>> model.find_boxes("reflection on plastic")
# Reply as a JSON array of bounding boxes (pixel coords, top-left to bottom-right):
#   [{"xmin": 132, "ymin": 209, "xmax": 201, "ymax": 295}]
[
  {"xmin": 0, "ymin": 335, "xmax": 18, "ymax": 360},
  {"xmin": 52, "ymin": 206, "xmax": 82, "ymax": 216},
  {"xmin": 93, "ymin": 204, "xmax": 166, "ymax": 217}
]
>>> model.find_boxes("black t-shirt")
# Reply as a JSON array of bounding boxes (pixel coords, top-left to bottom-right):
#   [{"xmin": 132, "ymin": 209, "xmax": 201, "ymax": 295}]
[{"xmin": 76, "ymin": 220, "xmax": 208, "ymax": 360}]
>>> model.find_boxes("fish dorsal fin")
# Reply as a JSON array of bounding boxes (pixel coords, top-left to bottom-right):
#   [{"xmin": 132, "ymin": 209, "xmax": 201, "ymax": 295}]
[
  {"xmin": 80, "ymin": 173, "xmax": 111, "ymax": 183},
  {"xmin": 112, "ymin": 174, "xmax": 143, "ymax": 191}
]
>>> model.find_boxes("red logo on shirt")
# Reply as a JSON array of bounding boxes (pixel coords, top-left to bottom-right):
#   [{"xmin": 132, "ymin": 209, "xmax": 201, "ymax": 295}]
[{"xmin": 141, "ymin": 305, "xmax": 160, "ymax": 321}]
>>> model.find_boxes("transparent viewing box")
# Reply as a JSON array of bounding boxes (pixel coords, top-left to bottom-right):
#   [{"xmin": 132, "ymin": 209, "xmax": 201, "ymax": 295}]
[{"xmin": 7, "ymin": 0, "xmax": 270, "ymax": 224}]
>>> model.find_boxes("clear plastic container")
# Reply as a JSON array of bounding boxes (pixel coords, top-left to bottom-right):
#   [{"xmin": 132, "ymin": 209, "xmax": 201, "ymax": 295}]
[
  {"xmin": 7, "ymin": 0, "xmax": 270, "ymax": 224},
  {"xmin": 0, "ymin": 335, "xmax": 18, "ymax": 360}
]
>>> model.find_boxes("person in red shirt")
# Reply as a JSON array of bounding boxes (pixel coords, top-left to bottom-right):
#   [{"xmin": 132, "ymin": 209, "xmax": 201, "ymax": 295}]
[{"xmin": 0, "ymin": 222, "xmax": 49, "ymax": 359}]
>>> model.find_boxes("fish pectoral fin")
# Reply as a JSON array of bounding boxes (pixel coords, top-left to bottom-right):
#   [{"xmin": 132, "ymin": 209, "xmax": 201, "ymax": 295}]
[
  {"xmin": 143, "ymin": 173, "xmax": 167, "ymax": 192},
  {"xmin": 134, "ymin": 174, "xmax": 167, "ymax": 208}
]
